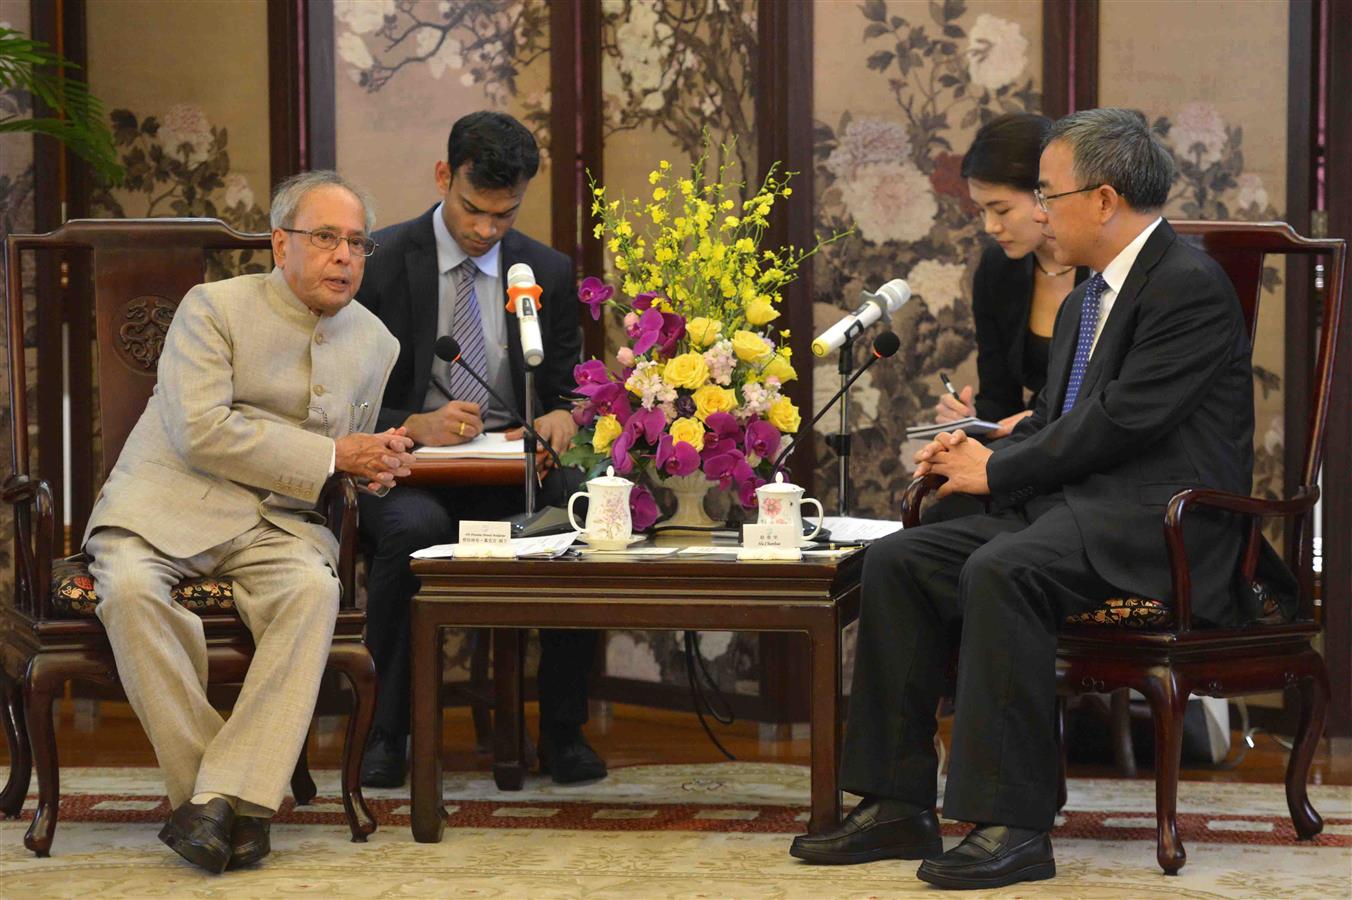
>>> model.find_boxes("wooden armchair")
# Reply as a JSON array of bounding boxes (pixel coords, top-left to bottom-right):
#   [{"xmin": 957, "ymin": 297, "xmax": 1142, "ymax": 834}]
[
  {"xmin": 0, "ymin": 219, "xmax": 378, "ymax": 856},
  {"xmin": 900, "ymin": 221, "xmax": 1345, "ymax": 875}
]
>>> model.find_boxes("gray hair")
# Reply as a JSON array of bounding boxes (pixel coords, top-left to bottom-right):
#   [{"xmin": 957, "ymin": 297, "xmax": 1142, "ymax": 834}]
[
  {"xmin": 269, "ymin": 170, "xmax": 376, "ymax": 233},
  {"xmin": 1045, "ymin": 108, "xmax": 1175, "ymax": 211}
]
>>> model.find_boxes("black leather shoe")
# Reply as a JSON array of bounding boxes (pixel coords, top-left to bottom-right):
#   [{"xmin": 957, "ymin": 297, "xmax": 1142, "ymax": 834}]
[
  {"xmin": 361, "ymin": 729, "xmax": 408, "ymax": 788},
  {"xmin": 228, "ymin": 815, "xmax": 271, "ymax": 869},
  {"xmin": 916, "ymin": 824, "xmax": 1055, "ymax": 889},
  {"xmin": 157, "ymin": 798, "xmax": 234, "ymax": 873},
  {"xmin": 789, "ymin": 798, "xmax": 942, "ymax": 864},
  {"xmin": 539, "ymin": 728, "xmax": 607, "ymax": 784}
]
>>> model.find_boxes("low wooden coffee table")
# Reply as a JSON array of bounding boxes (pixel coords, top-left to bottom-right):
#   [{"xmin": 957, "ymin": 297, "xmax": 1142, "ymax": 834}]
[{"xmin": 408, "ymin": 546, "xmax": 865, "ymax": 842}]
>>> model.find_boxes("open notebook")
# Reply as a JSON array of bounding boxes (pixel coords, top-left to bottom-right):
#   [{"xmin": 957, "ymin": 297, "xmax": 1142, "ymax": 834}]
[
  {"xmin": 904, "ymin": 416, "xmax": 1000, "ymax": 441},
  {"xmin": 412, "ymin": 431, "xmax": 526, "ymax": 458}
]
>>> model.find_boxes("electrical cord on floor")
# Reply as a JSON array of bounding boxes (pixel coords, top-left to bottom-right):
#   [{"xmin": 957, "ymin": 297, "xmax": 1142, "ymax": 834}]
[{"xmin": 683, "ymin": 630, "xmax": 737, "ymax": 760}]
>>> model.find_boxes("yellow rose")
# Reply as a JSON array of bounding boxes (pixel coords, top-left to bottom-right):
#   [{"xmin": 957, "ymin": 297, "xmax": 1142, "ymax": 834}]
[
  {"xmin": 686, "ymin": 317, "xmax": 724, "ymax": 349},
  {"xmin": 732, "ymin": 330, "xmax": 773, "ymax": 363},
  {"xmin": 592, "ymin": 414, "xmax": 622, "ymax": 453},
  {"xmin": 767, "ymin": 396, "xmax": 802, "ymax": 433},
  {"xmin": 669, "ymin": 417, "xmax": 706, "ymax": 450},
  {"xmin": 745, "ymin": 295, "xmax": 780, "ymax": 326},
  {"xmin": 692, "ymin": 384, "xmax": 738, "ymax": 421},
  {"xmin": 663, "ymin": 352, "xmax": 710, "ymax": 389},
  {"xmin": 761, "ymin": 355, "xmax": 797, "ymax": 383}
]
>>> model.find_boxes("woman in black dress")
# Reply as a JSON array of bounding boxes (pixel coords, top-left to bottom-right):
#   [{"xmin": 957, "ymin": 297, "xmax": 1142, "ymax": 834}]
[{"xmin": 935, "ymin": 113, "xmax": 1088, "ymax": 433}]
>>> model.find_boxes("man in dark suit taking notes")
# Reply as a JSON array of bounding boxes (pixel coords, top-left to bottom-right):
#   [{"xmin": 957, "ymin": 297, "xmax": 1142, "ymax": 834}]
[
  {"xmin": 355, "ymin": 111, "xmax": 601, "ymax": 788},
  {"xmin": 788, "ymin": 108, "xmax": 1293, "ymax": 889}
]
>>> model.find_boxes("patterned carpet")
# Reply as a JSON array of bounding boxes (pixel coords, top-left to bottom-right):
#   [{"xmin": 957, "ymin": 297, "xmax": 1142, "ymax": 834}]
[{"xmin": 2, "ymin": 763, "xmax": 1349, "ymax": 898}]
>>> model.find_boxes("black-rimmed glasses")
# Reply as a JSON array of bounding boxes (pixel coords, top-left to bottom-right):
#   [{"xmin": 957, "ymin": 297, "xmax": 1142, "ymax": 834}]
[
  {"xmin": 1033, "ymin": 185, "xmax": 1100, "ymax": 212},
  {"xmin": 281, "ymin": 227, "xmax": 377, "ymax": 256}
]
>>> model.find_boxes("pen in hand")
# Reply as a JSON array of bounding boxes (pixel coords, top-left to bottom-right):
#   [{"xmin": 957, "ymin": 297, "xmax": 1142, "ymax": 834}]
[{"xmin": 939, "ymin": 372, "xmax": 960, "ymax": 402}]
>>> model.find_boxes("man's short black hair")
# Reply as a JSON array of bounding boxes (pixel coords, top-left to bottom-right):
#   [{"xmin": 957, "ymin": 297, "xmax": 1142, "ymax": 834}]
[{"xmin": 447, "ymin": 111, "xmax": 540, "ymax": 190}]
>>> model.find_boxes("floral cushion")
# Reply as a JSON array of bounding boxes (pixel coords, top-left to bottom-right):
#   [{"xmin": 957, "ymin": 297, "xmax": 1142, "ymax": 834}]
[
  {"xmin": 51, "ymin": 554, "xmax": 235, "ymax": 619},
  {"xmin": 1064, "ymin": 591, "xmax": 1283, "ymax": 630}
]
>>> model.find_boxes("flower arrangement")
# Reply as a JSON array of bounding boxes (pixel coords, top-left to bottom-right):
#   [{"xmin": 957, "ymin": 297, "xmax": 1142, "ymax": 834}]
[{"xmin": 561, "ymin": 141, "xmax": 847, "ymax": 530}]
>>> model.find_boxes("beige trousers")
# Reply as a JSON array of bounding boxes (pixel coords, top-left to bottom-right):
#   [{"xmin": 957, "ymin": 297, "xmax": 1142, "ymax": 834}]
[{"xmin": 87, "ymin": 523, "xmax": 339, "ymax": 814}]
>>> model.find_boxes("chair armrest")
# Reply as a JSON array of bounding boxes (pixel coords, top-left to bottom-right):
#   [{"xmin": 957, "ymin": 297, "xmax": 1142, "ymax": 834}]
[
  {"xmin": 319, "ymin": 474, "xmax": 360, "ymax": 609},
  {"xmin": 3, "ymin": 473, "xmax": 57, "ymax": 618},
  {"xmin": 899, "ymin": 474, "xmax": 947, "ymax": 528},
  {"xmin": 1164, "ymin": 485, "xmax": 1319, "ymax": 631}
]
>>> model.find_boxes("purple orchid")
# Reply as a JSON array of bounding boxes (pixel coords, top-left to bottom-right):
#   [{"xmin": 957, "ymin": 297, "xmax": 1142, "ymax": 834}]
[
  {"xmin": 738, "ymin": 474, "xmax": 767, "ymax": 509},
  {"xmin": 573, "ymin": 359, "xmax": 611, "ymax": 393},
  {"xmin": 577, "ymin": 277, "xmax": 614, "ymax": 321},
  {"xmin": 675, "ymin": 395, "xmax": 697, "ymax": 419},
  {"xmin": 629, "ymin": 485, "xmax": 660, "ymax": 532},
  {"xmin": 575, "ymin": 382, "xmax": 632, "ymax": 427},
  {"xmin": 625, "ymin": 407, "xmax": 667, "ymax": 445},
  {"xmin": 656, "ymin": 434, "xmax": 701, "ymax": 477},
  {"xmin": 744, "ymin": 418, "xmax": 782, "ymax": 461},
  {"xmin": 702, "ymin": 449, "xmax": 746, "ymax": 489},
  {"xmin": 654, "ymin": 312, "xmax": 686, "ymax": 358},
  {"xmin": 633, "ymin": 291, "xmax": 662, "ymax": 311},
  {"xmin": 628, "ymin": 308, "xmax": 666, "ymax": 355},
  {"xmin": 610, "ymin": 428, "xmax": 637, "ymax": 474}
]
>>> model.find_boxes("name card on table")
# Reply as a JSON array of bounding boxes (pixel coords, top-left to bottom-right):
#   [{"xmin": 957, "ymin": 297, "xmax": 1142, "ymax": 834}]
[
  {"xmin": 737, "ymin": 523, "xmax": 802, "ymax": 560},
  {"xmin": 457, "ymin": 520, "xmax": 514, "ymax": 558}
]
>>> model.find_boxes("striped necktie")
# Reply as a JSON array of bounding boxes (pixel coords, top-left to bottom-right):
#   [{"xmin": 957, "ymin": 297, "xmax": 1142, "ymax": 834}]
[
  {"xmin": 449, "ymin": 258, "xmax": 491, "ymax": 411},
  {"xmin": 1060, "ymin": 273, "xmax": 1107, "ymax": 415}
]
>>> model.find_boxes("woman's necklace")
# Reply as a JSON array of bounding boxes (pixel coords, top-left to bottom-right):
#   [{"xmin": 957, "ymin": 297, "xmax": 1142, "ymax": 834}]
[{"xmin": 1034, "ymin": 255, "xmax": 1074, "ymax": 278}]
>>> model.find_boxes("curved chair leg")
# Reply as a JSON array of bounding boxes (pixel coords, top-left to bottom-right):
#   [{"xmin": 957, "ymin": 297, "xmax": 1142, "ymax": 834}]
[
  {"xmin": 327, "ymin": 641, "xmax": 377, "ymax": 841},
  {"xmin": 1054, "ymin": 696, "xmax": 1068, "ymax": 813},
  {"xmin": 1139, "ymin": 669, "xmax": 1188, "ymax": 875},
  {"xmin": 291, "ymin": 736, "xmax": 318, "ymax": 806},
  {"xmin": 0, "ymin": 673, "xmax": 33, "ymax": 818},
  {"xmin": 21, "ymin": 656, "xmax": 66, "ymax": 857},
  {"xmin": 1110, "ymin": 688, "xmax": 1137, "ymax": 777},
  {"xmin": 1286, "ymin": 650, "xmax": 1329, "ymax": 839}
]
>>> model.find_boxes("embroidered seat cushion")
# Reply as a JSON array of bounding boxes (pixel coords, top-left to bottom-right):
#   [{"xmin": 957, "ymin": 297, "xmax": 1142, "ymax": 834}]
[{"xmin": 50, "ymin": 554, "xmax": 234, "ymax": 619}]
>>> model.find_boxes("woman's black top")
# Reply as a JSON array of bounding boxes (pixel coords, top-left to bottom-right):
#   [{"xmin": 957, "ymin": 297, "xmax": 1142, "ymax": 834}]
[{"xmin": 971, "ymin": 242, "xmax": 1089, "ymax": 421}]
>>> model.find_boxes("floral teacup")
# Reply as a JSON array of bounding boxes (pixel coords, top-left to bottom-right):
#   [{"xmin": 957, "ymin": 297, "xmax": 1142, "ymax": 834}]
[
  {"xmin": 567, "ymin": 466, "xmax": 634, "ymax": 550},
  {"xmin": 755, "ymin": 472, "xmax": 823, "ymax": 541}
]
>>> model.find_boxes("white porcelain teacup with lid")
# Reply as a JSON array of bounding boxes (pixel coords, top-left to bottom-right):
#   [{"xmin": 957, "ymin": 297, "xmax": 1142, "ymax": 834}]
[
  {"xmin": 755, "ymin": 472, "xmax": 824, "ymax": 542},
  {"xmin": 567, "ymin": 466, "xmax": 635, "ymax": 550}
]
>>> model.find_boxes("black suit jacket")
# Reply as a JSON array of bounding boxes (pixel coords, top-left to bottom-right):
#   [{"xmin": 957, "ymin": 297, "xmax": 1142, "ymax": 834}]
[
  {"xmin": 986, "ymin": 220, "xmax": 1294, "ymax": 626},
  {"xmin": 356, "ymin": 206, "xmax": 580, "ymax": 434},
  {"xmin": 972, "ymin": 243, "xmax": 1089, "ymax": 421}
]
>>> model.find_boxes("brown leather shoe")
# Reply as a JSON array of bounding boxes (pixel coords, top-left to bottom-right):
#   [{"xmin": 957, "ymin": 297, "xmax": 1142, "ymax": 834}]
[
  {"xmin": 228, "ymin": 815, "xmax": 271, "ymax": 869},
  {"xmin": 157, "ymin": 798, "xmax": 234, "ymax": 873}
]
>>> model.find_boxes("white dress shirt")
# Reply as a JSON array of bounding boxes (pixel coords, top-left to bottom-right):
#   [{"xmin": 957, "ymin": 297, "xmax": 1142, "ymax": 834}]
[{"xmin": 1089, "ymin": 216, "xmax": 1163, "ymax": 356}]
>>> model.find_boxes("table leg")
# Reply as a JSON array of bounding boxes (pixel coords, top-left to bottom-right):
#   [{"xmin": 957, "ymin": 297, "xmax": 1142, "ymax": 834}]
[
  {"xmin": 410, "ymin": 608, "xmax": 445, "ymax": 842},
  {"xmin": 492, "ymin": 628, "xmax": 526, "ymax": 791},
  {"xmin": 807, "ymin": 613, "xmax": 842, "ymax": 834}
]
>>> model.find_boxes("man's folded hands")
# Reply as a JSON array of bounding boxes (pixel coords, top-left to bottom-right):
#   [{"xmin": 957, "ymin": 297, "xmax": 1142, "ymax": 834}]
[{"xmin": 335, "ymin": 427, "xmax": 416, "ymax": 492}]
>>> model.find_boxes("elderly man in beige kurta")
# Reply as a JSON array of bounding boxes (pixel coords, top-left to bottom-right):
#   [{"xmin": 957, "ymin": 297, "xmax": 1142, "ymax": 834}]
[{"xmin": 83, "ymin": 171, "xmax": 413, "ymax": 873}]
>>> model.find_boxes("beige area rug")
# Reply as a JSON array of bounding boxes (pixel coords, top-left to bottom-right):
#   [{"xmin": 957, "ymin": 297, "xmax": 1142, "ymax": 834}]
[{"xmin": 2, "ymin": 763, "xmax": 1349, "ymax": 898}]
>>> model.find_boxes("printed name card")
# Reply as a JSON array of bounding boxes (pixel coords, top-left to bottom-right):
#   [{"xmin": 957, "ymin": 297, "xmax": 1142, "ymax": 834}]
[
  {"xmin": 737, "ymin": 523, "xmax": 802, "ymax": 560},
  {"xmin": 457, "ymin": 520, "xmax": 514, "ymax": 558}
]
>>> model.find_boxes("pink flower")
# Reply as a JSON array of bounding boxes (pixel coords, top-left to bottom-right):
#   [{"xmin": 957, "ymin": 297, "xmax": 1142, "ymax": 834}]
[
  {"xmin": 611, "ymin": 428, "xmax": 637, "ymax": 474},
  {"xmin": 629, "ymin": 485, "xmax": 659, "ymax": 531},
  {"xmin": 656, "ymin": 434, "xmax": 701, "ymax": 477},
  {"xmin": 629, "ymin": 308, "xmax": 666, "ymax": 354},
  {"xmin": 578, "ymin": 276, "xmax": 614, "ymax": 321},
  {"xmin": 623, "ymin": 312, "xmax": 640, "ymax": 330},
  {"xmin": 738, "ymin": 475, "xmax": 767, "ymax": 509},
  {"xmin": 633, "ymin": 291, "xmax": 663, "ymax": 311},
  {"xmin": 573, "ymin": 359, "xmax": 611, "ymax": 393},
  {"xmin": 744, "ymin": 418, "xmax": 781, "ymax": 461},
  {"xmin": 625, "ymin": 407, "xmax": 667, "ymax": 444},
  {"xmin": 616, "ymin": 346, "xmax": 635, "ymax": 367}
]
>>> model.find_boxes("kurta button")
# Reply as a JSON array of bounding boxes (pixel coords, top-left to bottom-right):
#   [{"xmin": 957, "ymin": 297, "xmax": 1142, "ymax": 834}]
[
  {"xmin": 314, "ymin": 384, "xmax": 326, "ymax": 396},
  {"xmin": 314, "ymin": 333, "xmax": 325, "ymax": 345}
]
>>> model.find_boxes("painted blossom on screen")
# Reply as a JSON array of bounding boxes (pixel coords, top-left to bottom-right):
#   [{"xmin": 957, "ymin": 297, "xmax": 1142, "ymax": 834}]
[
  {"xmin": 157, "ymin": 104, "xmax": 213, "ymax": 165},
  {"xmin": 823, "ymin": 118, "xmax": 913, "ymax": 181},
  {"xmin": 906, "ymin": 259, "xmax": 967, "ymax": 315},
  {"xmin": 837, "ymin": 161, "xmax": 938, "ymax": 245},
  {"xmin": 964, "ymin": 14, "xmax": 1029, "ymax": 91},
  {"xmin": 1168, "ymin": 101, "xmax": 1228, "ymax": 167}
]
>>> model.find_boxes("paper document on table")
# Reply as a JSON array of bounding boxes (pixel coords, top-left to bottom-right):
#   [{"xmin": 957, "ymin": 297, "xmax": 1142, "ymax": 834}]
[
  {"xmin": 676, "ymin": 545, "xmax": 742, "ymax": 556},
  {"xmin": 411, "ymin": 531, "xmax": 580, "ymax": 559},
  {"xmin": 413, "ymin": 432, "xmax": 526, "ymax": 458},
  {"xmin": 818, "ymin": 516, "xmax": 904, "ymax": 542},
  {"xmin": 904, "ymin": 417, "xmax": 999, "ymax": 440}
]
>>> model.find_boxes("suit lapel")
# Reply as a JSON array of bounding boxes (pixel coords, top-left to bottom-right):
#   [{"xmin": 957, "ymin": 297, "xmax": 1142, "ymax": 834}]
[
  {"xmin": 1076, "ymin": 221, "xmax": 1177, "ymax": 401},
  {"xmin": 407, "ymin": 209, "xmax": 441, "ymax": 405}
]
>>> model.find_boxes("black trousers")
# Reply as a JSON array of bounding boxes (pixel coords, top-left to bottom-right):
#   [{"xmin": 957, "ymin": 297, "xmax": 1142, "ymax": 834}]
[
  {"xmin": 358, "ymin": 468, "xmax": 596, "ymax": 738},
  {"xmin": 840, "ymin": 493, "xmax": 1116, "ymax": 831}
]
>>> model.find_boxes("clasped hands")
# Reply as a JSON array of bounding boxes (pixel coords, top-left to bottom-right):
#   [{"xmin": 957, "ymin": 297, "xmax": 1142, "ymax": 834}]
[
  {"xmin": 334, "ymin": 427, "xmax": 416, "ymax": 492},
  {"xmin": 914, "ymin": 428, "xmax": 993, "ymax": 497}
]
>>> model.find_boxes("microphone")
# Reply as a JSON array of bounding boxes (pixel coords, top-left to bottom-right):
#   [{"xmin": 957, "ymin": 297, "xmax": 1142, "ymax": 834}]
[
  {"xmin": 771, "ymin": 331, "xmax": 901, "ymax": 473},
  {"xmin": 432, "ymin": 335, "xmax": 564, "ymax": 472},
  {"xmin": 505, "ymin": 262, "xmax": 545, "ymax": 368},
  {"xmin": 811, "ymin": 279, "xmax": 911, "ymax": 357}
]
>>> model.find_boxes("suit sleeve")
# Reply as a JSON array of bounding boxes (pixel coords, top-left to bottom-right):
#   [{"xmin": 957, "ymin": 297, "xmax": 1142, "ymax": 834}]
[
  {"xmin": 972, "ymin": 255, "xmax": 1025, "ymax": 421},
  {"xmin": 537, "ymin": 252, "xmax": 580, "ymax": 412},
  {"xmin": 355, "ymin": 246, "xmax": 420, "ymax": 433},
  {"xmin": 987, "ymin": 266, "xmax": 1245, "ymax": 497},
  {"xmin": 156, "ymin": 286, "xmax": 333, "ymax": 502}
]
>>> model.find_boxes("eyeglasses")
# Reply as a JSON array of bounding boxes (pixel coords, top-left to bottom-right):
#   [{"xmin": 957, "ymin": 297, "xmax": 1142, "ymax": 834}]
[
  {"xmin": 1033, "ymin": 185, "xmax": 1100, "ymax": 212},
  {"xmin": 281, "ymin": 227, "xmax": 377, "ymax": 257}
]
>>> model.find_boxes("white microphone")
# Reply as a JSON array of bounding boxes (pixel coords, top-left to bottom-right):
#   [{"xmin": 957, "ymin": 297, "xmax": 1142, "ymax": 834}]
[
  {"xmin": 811, "ymin": 278, "xmax": 912, "ymax": 357},
  {"xmin": 506, "ymin": 262, "xmax": 545, "ymax": 368}
]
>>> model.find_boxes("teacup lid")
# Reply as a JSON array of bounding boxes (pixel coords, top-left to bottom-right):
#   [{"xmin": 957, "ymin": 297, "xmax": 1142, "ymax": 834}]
[
  {"xmin": 757, "ymin": 471, "xmax": 800, "ymax": 493},
  {"xmin": 589, "ymin": 465, "xmax": 633, "ymax": 487}
]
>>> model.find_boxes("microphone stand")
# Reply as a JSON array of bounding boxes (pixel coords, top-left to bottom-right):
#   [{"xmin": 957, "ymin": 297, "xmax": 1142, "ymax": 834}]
[
  {"xmin": 825, "ymin": 321, "xmax": 866, "ymax": 516},
  {"xmin": 522, "ymin": 366, "xmax": 537, "ymax": 516}
]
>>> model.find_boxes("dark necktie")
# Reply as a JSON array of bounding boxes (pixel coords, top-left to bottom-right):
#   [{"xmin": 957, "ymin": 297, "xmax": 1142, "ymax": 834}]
[
  {"xmin": 449, "ymin": 258, "xmax": 490, "ymax": 411},
  {"xmin": 1060, "ymin": 273, "xmax": 1107, "ymax": 415}
]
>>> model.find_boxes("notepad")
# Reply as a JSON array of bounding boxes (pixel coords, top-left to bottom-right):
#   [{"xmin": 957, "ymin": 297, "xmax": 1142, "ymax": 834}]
[
  {"xmin": 413, "ymin": 432, "xmax": 526, "ymax": 458},
  {"xmin": 904, "ymin": 417, "xmax": 1000, "ymax": 440}
]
